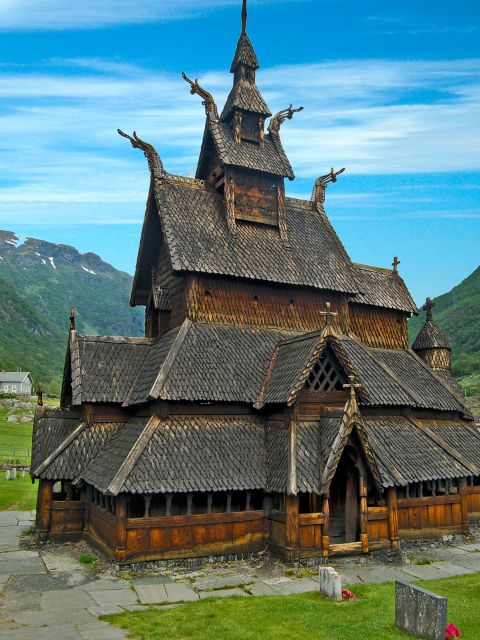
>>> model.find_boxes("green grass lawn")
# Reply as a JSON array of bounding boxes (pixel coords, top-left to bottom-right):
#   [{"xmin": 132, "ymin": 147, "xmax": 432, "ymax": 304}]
[
  {"xmin": 0, "ymin": 408, "xmax": 34, "ymax": 465},
  {"xmin": 0, "ymin": 474, "xmax": 37, "ymax": 511},
  {"xmin": 105, "ymin": 574, "xmax": 480, "ymax": 640}
]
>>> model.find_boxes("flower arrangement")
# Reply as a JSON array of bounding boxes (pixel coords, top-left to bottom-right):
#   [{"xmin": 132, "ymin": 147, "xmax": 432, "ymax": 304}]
[
  {"xmin": 445, "ymin": 623, "xmax": 462, "ymax": 639},
  {"xmin": 341, "ymin": 588, "xmax": 357, "ymax": 601}
]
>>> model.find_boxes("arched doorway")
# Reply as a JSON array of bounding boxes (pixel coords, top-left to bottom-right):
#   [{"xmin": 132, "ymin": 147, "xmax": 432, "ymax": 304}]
[{"xmin": 329, "ymin": 444, "xmax": 363, "ymax": 544}]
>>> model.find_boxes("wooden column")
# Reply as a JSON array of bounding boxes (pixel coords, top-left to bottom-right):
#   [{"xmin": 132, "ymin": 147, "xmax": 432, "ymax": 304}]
[
  {"xmin": 322, "ymin": 494, "xmax": 330, "ymax": 558},
  {"xmin": 359, "ymin": 476, "xmax": 369, "ymax": 554},
  {"xmin": 81, "ymin": 485, "xmax": 91, "ymax": 535},
  {"xmin": 387, "ymin": 486, "xmax": 400, "ymax": 551},
  {"xmin": 115, "ymin": 494, "xmax": 127, "ymax": 562},
  {"xmin": 459, "ymin": 478, "xmax": 470, "ymax": 535},
  {"xmin": 36, "ymin": 479, "xmax": 53, "ymax": 541},
  {"xmin": 285, "ymin": 494, "xmax": 299, "ymax": 560}
]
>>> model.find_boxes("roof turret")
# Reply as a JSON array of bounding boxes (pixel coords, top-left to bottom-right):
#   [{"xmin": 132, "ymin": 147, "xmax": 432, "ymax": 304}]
[{"xmin": 412, "ymin": 298, "xmax": 451, "ymax": 351}]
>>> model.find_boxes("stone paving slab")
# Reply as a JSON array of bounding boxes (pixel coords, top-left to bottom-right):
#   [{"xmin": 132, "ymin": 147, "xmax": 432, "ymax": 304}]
[
  {"xmin": 0, "ymin": 553, "xmax": 46, "ymax": 576},
  {"xmin": 1, "ymin": 624, "xmax": 83, "ymax": 639},
  {"xmin": 42, "ymin": 552, "xmax": 83, "ymax": 573},
  {"xmin": 269, "ymin": 578, "xmax": 318, "ymax": 595},
  {"xmin": 355, "ymin": 567, "xmax": 415, "ymax": 584},
  {"xmin": 195, "ymin": 574, "xmax": 255, "ymax": 590},
  {"xmin": 87, "ymin": 604, "xmax": 125, "ymax": 617},
  {"xmin": 81, "ymin": 578, "xmax": 133, "ymax": 591},
  {"xmin": 0, "ymin": 527, "xmax": 21, "ymax": 552},
  {"xmin": 263, "ymin": 576, "xmax": 293, "ymax": 586},
  {"xmin": 5, "ymin": 572, "xmax": 95, "ymax": 594},
  {"xmin": 248, "ymin": 582, "xmax": 279, "ymax": 596},
  {"xmin": 132, "ymin": 575, "xmax": 174, "ymax": 585},
  {"xmin": 456, "ymin": 543, "xmax": 480, "ymax": 552},
  {"xmin": 164, "ymin": 583, "xmax": 199, "ymax": 603},
  {"xmin": 134, "ymin": 584, "xmax": 168, "ymax": 604},
  {"xmin": 400, "ymin": 561, "xmax": 474, "ymax": 580},
  {"xmin": 0, "ymin": 513, "xmax": 19, "ymax": 527},
  {"xmin": 122, "ymin": 604, "xmax": 150, "ymax": 612},
  {"xmin": 199, "ymin": 587, "xmax": 249, "ymax": 599},
  {"xmin": 78, "ymin": 622, "xmax": 128, "ymax": 639},
  {"xmin": 89, "ymin": 588, "xmax": 138, "ymax": 607},
  {"xmin": 11, "ymin": 608, "xmax": 97, "ymax": 627},
  {"xmin": 39, "ymin": 588, "xmax": 94, "ymax": 611}
]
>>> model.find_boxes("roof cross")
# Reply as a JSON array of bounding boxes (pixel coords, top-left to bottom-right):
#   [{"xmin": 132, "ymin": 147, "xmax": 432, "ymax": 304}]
[
  {"xmin": 343, "ymin": 375, "xmax": 362, "ymax": 401},
  {"xmin": 422, "ymin": 297, "xmax": 435, "ymax": 322},
  {"xmin": 320, "ymin": 301, "xmax": 338, "ymax": 327},
  {"xmin": 392, "ymin": 256, "xmax": 401, "ymax": 272},
  {"xmin": 242, "ymin": 0, "xmax": 247, "ymax": 34}
]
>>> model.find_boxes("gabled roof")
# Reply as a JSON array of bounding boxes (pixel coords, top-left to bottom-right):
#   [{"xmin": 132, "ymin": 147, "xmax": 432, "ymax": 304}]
[
  {"xmin": 256, "ymin": 330, "xmax": 470, "ymax": 416},
  {"xmin": 31, "ymin": 406, "xmax": 82, "ymax": 475},
  {"xmin": 350, "ymin": 264, "xmax": 418, "ymax": 314},
  {"xmin": 412, "ymin": 319, "xmax": 451, "ymax": 351},
  {"xmin": 152, "ymin": 180, "xmax": 359, "ymax": 293},
  {"xmin": 0, "ymin": 372, "xmax": 32, "ymax": 383}
]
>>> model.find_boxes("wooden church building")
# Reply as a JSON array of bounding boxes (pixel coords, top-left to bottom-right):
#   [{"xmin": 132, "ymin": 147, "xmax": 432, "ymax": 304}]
[{"xmin": 32, "ymin": 1, "xmax": 480, "ymax": 563}]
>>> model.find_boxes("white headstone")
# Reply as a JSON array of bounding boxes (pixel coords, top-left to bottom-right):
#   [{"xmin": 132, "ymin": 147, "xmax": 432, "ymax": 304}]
[
  {"xmin": 319, "ymin": 566, "xmax": 342, "ymax": 601},
  {"xmin": 11, "ymin": 467, "xmax": 17, "ymax": 480},
  {"xmin": 5, "ymin": 469, "xmax": 11, "ymax": 480}
]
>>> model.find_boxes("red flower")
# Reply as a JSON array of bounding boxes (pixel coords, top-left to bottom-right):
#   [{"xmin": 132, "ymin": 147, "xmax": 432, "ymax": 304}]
[
  {"xmin": 445, "ymin": 623, "xmax": 462, "ymax": 639},
  {"xmin": 341, "ymin": 589, "xmax": 357, "ymax": 601}
]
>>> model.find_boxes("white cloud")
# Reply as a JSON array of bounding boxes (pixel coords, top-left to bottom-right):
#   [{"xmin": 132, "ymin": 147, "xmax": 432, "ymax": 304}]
[{"xmin": 0, "ymin": 57, "xmax": 479, "ymax": 224}]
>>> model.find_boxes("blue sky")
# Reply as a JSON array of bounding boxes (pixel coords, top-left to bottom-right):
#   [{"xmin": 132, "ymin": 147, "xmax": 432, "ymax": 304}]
[{"xmin": 1, "ymin": 0, "xmax": 479, "ymax": 304}]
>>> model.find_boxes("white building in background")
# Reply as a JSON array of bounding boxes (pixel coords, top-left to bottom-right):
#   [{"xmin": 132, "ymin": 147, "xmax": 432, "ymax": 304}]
[{"xmin": 0, "ymin": 372, "xmax": 33, "ymax": 396}]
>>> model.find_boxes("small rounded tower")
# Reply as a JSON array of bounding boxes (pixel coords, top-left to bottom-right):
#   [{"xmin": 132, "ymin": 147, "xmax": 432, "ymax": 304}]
[{"xmin": 412, "ymin": 298, "xmax": 451, "ymax": 370}]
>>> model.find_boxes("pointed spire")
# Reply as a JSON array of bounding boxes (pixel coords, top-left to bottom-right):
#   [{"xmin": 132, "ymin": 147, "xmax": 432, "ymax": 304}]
[
  {"xmin": 412, "ymin": 297, "xmax": 451, "ymax": 352},
  {"xmin": 242, "ymin": 0, "xmax": 247, "ymax": 34}
]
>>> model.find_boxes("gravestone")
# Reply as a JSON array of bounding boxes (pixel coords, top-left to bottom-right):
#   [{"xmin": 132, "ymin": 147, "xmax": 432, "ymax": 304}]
[
  {"xmin": 395, "ymin": 581, "xmax": 447, "ymax": 640},
  {"xmin": 318, "ymin": 566, "xmax": 342, "ymax": 601}
]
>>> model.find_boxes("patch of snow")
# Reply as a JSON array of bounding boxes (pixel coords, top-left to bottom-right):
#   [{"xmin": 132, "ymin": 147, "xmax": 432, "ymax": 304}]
[
  {"xmin": 81, "ymin": 266, "xmax": 96, "ymax": 275},
  {"xmin": 48, "ymin": 256, "xmax": 56, "ymax": 269},
  {"xmin": 41, "ymin": 258, "xmax": 46, "ymax": 265},
  {"xmin": 0, "ymin": 256, "xmax": 3, "ymax": 261},
  {"xmin": 5, "ymin": 239, "xmax": 16, "ymax": 246},
  {"xmin": 35, "ymin": 252, "xmax": 41, "ymax": 256}
]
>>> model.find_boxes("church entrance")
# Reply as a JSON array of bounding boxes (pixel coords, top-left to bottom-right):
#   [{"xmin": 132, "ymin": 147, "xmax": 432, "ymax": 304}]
[{"xmin": 329, "ymin": 445, "xmax": 362, "ymax": 545}]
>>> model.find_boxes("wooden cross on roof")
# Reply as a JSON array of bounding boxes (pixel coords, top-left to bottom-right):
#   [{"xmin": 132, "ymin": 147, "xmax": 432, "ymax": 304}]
[
  {"xmin": 422, "ymin": 297, "xmax": 435, "ymax": 322},
  {"xmin": 343, "ymin": 375, "xmax": 362, "ymax": 402},
  {"xmin": 320, "ymin": 302, "xmax": 337, "ymax": 327},
  {"xmin": 392, "ymin": 256, "xmax": 401, "ymax": 272}
]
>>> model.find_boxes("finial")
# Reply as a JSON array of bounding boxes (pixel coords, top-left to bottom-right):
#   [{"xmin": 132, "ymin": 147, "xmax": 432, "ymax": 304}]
[
  {"xmin": 36, "ymin": 383, "xmax": 44, "ymax": 407},
  {"xmin": 311, "ymin": 167, "xmax": 346, "ymax": 205},
  {"xmin": 242, "ymin": 0, "xmax": 247, "ymax": 33},
  {"xmin": 320, "ymin": 301, "xmax": 338, "ymax": 327},
  {"xmin": 69, "ymin": 307, "xmax": 76, "ymax": 331},
  {"xmin": 268, "ymin": 105, "xmax": 304, "ymax": 134},
  {"xmin": 118, "ymin": 129, "xmax": 165, "ymax": 176},
  {"xmin": 422, "ymin": 297, "xmax": 435, "ymax": 322},
  {"xmin": 392, "ymin": 257, "xmax": 401, "ymax": 272},
  {"xmin": 343, "ymin": 375, "xmax": 362, "ymax": 402},
  {"xmin": 181, "ymin": 72, "xmax": 219, "ymax": 120}
]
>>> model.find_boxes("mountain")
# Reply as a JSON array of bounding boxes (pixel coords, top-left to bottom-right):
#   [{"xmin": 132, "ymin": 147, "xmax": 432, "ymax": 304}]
[
  {"xmin": 0, "ymin": 230, "xmax": 143, "ymax": 394},
  {"xmin": 409, "ymin": 265, "xmax": 480, "ymax": 378}
]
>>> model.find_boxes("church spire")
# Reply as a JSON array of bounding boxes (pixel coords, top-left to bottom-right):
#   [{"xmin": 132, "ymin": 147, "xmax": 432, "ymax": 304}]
[{"xmin": 242, "ymin": 0, "xmax": 247, "ymax": 34}]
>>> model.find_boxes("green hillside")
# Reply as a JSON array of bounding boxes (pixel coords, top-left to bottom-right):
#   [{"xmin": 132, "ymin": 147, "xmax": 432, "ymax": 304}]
[{"xmin": 0, "ymin": 230, "xmax": 143, "ymax": 394}]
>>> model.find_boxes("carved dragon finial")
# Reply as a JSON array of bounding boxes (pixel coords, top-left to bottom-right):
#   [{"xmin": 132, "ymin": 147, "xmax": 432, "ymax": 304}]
[
  {"xmin": 311, "ymin": 167, "xmax": 346, "ymax": 205},
  {"xmin": 182, "ymin": 72, "xmax": 219, "ymax": 120},
  {"xmin": 242, "ymin": 0, "xmax": 247, "ymax": 34},
  {"xmin": 268, "ymin": 104, "xmax": 304, "ymax": 133},
  {"xmin": 117, "ymin": 129, "xmax": 165, "ymax": 176}
]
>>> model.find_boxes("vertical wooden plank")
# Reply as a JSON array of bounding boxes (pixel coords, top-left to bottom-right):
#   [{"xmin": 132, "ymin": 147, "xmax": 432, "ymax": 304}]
[
  {"xmin": 322, "ymin": 495, "xmax": 330, "ymax": 557},
  {"xmin": 285, "ymin": 494, "xmax": 299, "ymax": 559},
  {"xmin": 115, "ymin": 495, "xmax": 127, "ymax": 562},
  {"xmin": 36, "ymin": 479, "xmax": 53, "ymax": 541},
  {"xmin": 459, "ymin": 479, "xmax": 470, "ymax": 534},
  {"xmin": 387, "ymin": 487, "xmax": 400, "ymax": 551},
  {"xmin": 359, "ymin": 476, "xmax": 369, "ymax": 554}
]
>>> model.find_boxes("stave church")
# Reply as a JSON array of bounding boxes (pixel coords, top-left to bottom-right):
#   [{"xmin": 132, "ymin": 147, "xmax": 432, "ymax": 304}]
[{"xmin": 32, "ymin": 1, "xmax": 480, "ymax": 563}]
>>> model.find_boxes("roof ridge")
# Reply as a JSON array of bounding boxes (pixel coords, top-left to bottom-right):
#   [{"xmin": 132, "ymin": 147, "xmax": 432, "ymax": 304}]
[
  {"xmin": 33, "ymin": 421, "xmax": 87, "ymax": 478},
  {"xmin": 148, "ymin": 318, "xmax": 193, "ymax": 400},
  {"xmin": 353, "ymin": 262, "xmax": 395, "ymax": 275},
  {"xmin": 284, "ymin": 196, "xmax": 313, "ymax": 210},
  {"xmin": 76, "ymin": 335, "xmax": 154, "ymax": 345},
  {"xmin": 107, "ymin": 415, "xmax": 161, "ymax": 495}
]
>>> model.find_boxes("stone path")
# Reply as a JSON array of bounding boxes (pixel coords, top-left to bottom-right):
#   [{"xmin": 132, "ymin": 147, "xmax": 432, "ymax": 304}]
[{"xmin": 1, "ymin": 511, "xmax": 479, "ymax": 639}]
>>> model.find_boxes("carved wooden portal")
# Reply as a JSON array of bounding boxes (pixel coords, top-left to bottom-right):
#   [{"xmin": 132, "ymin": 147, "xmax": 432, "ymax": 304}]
[{"xmin": 329, "ymin": 445, "xmax": 364, "ymax": 545}]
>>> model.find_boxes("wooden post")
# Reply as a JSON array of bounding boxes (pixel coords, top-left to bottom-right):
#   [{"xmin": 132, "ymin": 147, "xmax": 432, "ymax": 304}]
[
  {"xmin": 322, "ymin": 494, "xmax": 330, "ymax": 558},
  {"xmin": 36, "ymin": 479, "xmax": 53, "ymax": 541},
  {"xmin": 144, "ymin": 494, "xmax": 152, "ymax": 518},
  {"xmin": 459, "ymin": 478, "xmax": 470, "ymax": 535},
  {"xmin": 285, "ymin": 494, "xmax": 299, "ymax": 561},
  {"xmin": 387, "ymin": 486, "xmax": 400, "ymax": 551},
  {"xmin": 115, "ymin": 494, "xmax": 127, "ymax": 562},
  {"xmin": 359, "ymin": 476, "xmax": 369, "ymax": 554}
]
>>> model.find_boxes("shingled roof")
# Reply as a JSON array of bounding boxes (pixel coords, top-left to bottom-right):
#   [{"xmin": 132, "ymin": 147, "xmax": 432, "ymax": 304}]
[
  {"xmin": 31, "ymin": 406, "xmax": 82, "ymax": 474},
  {"xmin": 153, "ymin": 180, "xmax": 359, "ymax": 293},
  {"xmin": 350, "ymin": 264, "xmax": 418, "ymax": 314},
  {"xmin": 412, "ymin": 320, "xmax": 451, "ymax": 351},
  {"xmin": 230, "ymin": 31, "xmax": 259, "ymax": 71},
  {"xmin": 79, "ymin": 416, "xmax": 267, "ymax": 495},
  {"xmin": 363, "ymin": 415, "xmax": 480, "ymax": 486}
]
